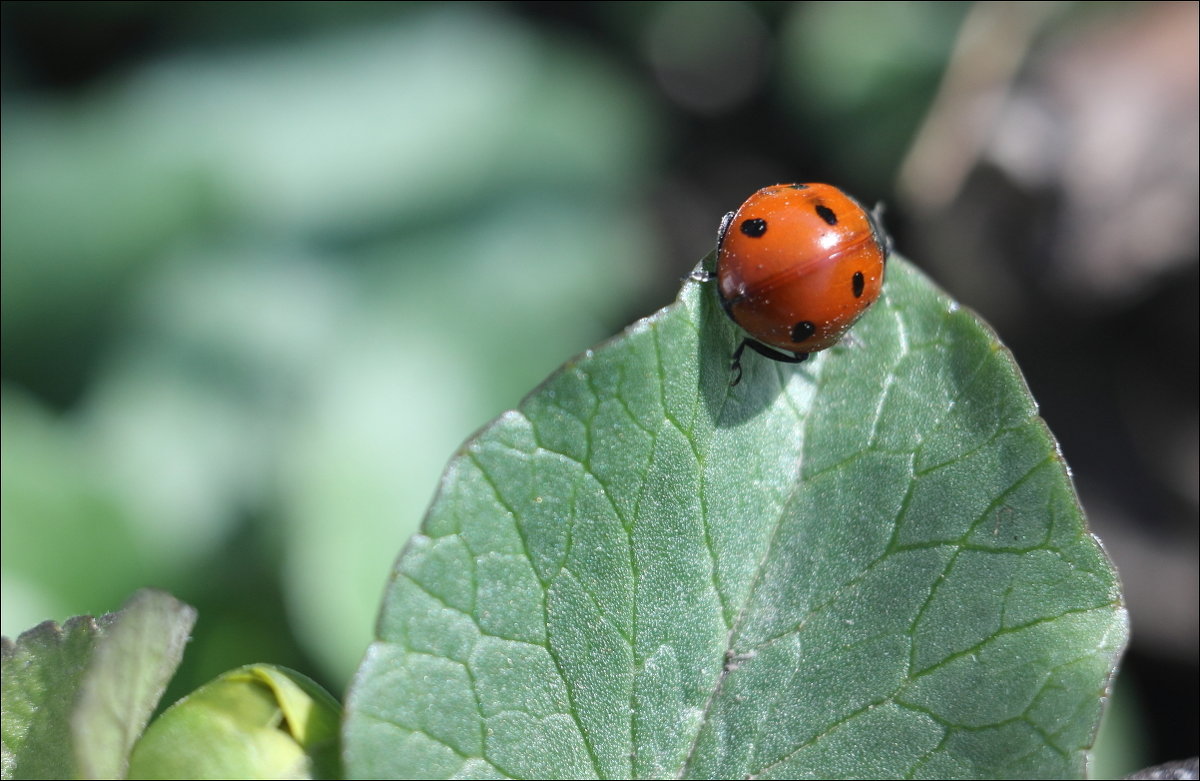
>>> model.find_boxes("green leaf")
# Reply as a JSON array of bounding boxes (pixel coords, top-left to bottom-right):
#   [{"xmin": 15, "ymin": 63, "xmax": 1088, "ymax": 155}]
[
  {"xmin": 73, "ymin": 590, "xmax": 197, "ymax": 780},
  {"xmin": 1, "ymin": 589, "xmax": 195, "ymax": 780},
  {"xmin": 343, "ymin": 256, "xmax": 1127, "ymax": 779},
  {"xmin": 127, "ymin": 665, "xmax": 341, "ymax": 780},
  {"xmin": 3, "ymin": 616, "xmax": 113, "ymax": 779}
]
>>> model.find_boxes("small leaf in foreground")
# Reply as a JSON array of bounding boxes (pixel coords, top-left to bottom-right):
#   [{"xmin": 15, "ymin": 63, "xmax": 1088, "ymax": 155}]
[
  {"xmin": 2, "ymin": 615, "xmax": 113, "ymax": 779},
  {"xmin": 73, "ymin": 590, "xmax": 197, "ymax": 780},
  {"xmin": 344, "ymin": 257, "xmax": 1127, "ymax": 779},
  {"xmin": 127, "ymin": 664, "xmax": 341, "ymax": 780},
  {"xmin": 1, "ymin": 589, "xmax": 195, "ymax": 781}
]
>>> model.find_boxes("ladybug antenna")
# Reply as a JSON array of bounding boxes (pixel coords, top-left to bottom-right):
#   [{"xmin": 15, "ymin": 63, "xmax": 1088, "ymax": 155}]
[
  {"xmin": 717, "ymin": 210, "xmax": 734, "ymax": 250},
  {"xmin": 870, "ymin": 202, "xmax": 895, "ymax": 258}
]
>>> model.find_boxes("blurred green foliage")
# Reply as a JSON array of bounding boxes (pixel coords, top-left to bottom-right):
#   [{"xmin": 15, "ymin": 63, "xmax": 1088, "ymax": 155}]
[
  {"xmin": 2, "ymin": 5, "xmax": 661, "ymax": 692},
  {"xmin": 780, "ymin": 1, "xmax": 968, "ymax": 189}
]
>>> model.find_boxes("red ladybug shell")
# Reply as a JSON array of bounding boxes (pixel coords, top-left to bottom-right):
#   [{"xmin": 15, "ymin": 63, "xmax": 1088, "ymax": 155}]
[{"xmin": 717, "ymin": 183, "xmax": 889, "ymax": 354}]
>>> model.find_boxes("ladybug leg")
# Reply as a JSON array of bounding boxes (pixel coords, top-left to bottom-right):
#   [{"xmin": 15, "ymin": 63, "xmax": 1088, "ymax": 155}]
[
  {"xmin": 743, "ymin": 340, "xmax": 809, "ymax": 364},
  {"xmin": 729, "ymin": 340, "xmax": 749, "ymax": 386},
  {"xmin": 686, "ymin": 250, "xmax": 720, "ymax": 283},
  {"xmin": 729, "ymin": 339, "xmax": 809, "ymax": 386}
]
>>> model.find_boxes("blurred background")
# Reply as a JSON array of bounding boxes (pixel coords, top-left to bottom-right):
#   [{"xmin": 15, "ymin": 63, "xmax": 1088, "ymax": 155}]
[{"xmin": 2, "ymin": 2, "xmax": 1194, "ymax": 776}]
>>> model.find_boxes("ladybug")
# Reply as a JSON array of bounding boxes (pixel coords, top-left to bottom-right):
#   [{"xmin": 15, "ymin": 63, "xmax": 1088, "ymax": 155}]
[{"xmin": 703, "ymin": 183, "xmax": 891, "ymax": 385}]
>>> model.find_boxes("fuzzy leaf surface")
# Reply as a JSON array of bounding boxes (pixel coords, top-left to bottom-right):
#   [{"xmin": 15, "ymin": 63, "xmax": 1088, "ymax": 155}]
[{"xmin": 344, "ymin": 257, "xmax": 1127, "ymax": 779}]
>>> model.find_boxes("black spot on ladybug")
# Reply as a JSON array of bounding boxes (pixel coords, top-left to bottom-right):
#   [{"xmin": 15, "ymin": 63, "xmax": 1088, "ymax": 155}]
[
  {"xmin": 852, "ymin": 271, "xmax": 865, "ymax": 298},
  {"xmin": 787, "ymin": 184, "xmax": 809, "ymax": 190},
  {"xmin": 815, "ymin": 204, "xmax": 838, "ymax": 225},
  {"xmin": 740, "ymin": 218, "xmax": 767, "ymax": 238},
  {"xmin": 791, "ymin": 321, "xmax": 816, "ymax": 343}
]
